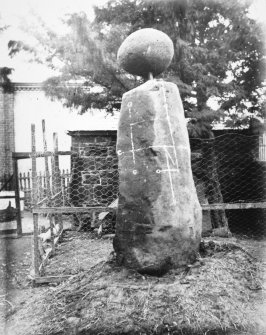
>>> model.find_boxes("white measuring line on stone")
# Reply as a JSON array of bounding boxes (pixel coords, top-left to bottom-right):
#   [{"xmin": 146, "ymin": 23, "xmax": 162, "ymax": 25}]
[
  {"xmin": 160, "ymin": 82, "xmax": 179, "ymax": 171},
  {"xmin": 130, "ymin": 119, "xmax": 147, "ymax": 126},
  {"xmin": 159, "ymin": 82, "xmax": 180, "ymax": 205},
  {"xmin": 118, "ymin": 145, "xmax": 176, "ymax": 156},
  {"xmin": 164, "ymin": 147, "xmax": 177, "ymax": 205},
  {"xmin": 123, "ymin": 94, "xmax": 179, "ymax": 203},
  {"xmin": 159, "ymin": 169, "xmax": 179, "ymax": 172},
  {"xmin": 127, "ymin": 101, "xmax": 136, "ymax": 165},
  {"xmin": 151, "ymin": 145, "xmax": 174, "ymax": 149},
  {"xmin": 164, "ymin": 146, "xmax": 176, "ymax": 166}
]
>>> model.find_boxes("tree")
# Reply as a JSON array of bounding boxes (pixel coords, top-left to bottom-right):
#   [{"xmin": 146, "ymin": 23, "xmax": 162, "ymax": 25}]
[
  {"xmin": 8, "ymin": 0, "xmax": 265, "ymax": 121},
  {"xmin": 91, "ymin": 0, "xmax": 264, "ymax": 230},
  {"xmin": 7, "ymin": 0, "xmax": 265, "ymax": 229},
  {"xmin": 0, "ymin": 23, "xmax": 13, "ymax": 93},
  {"xmin": 0, "ymin": 67, "xmax": 13, "ymax": 93},
  {"xmin": 8, "ymin": 12, "xmax": 135, "ymax": 114}
]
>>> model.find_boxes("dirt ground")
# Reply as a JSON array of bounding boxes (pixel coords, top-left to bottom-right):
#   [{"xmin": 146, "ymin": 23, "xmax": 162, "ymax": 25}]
[
  {"xmin": 0, "ymin": 211, "xmax": 73, "ymax": 334},
  {"xmin": 1, "ymin": 229, "xmax": 266, "ymax": 335},
  {"xmin": 0, "ymin": 235, "xmax": 41, "ymax": 334},
  {"xmin": 0, "ymin": 230, "xmax": 114, "ymax": 335}
]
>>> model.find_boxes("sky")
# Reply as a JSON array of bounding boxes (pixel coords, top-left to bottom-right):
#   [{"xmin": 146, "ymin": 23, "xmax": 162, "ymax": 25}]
[
  {"xmin": 0, "ymin": 0, "xmax": 108, "ymax": 81},
  {"xmin": 0, "ymin": 0, "xmax": 265, "ymax": 82}
]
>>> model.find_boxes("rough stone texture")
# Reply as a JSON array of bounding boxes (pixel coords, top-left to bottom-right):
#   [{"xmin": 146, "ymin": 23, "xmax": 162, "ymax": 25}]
[
  {"xmin": 114, "ymin": 80, "xmax": 202, "ymax": 275},
  {"xmin": 117, "ymin": 28, "xmax": 174, "ymax": 78},
  {"xmin": 69, "ymin": 131, "xmax": 118, "ymax": 207}
]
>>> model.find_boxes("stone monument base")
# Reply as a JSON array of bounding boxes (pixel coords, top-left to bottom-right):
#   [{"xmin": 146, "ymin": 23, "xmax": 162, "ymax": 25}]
[{"xmin": 114, "ymin": 79, "xmax": 202, "ymax": 275}]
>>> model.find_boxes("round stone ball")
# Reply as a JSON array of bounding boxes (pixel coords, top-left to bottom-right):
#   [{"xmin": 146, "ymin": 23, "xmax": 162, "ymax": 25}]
[{"xmin": 117, "ymin": 28, "xmax": 174, "ymax": 78}]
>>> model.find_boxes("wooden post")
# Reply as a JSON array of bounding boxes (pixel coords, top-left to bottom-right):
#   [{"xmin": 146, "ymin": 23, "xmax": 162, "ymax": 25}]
[
  {"xmin": 53, "ymin": 133, "xmax": 60, "ymax": 189},
  {"xmin": 42, "ymin": 120, "xmax": 51, "ymax": 202},
  {"xmin": 51, "ymin": 136, "xmax": 56, "ymax": 201},
  {"xmin": 23, "ymin": 173, "xmax": 26, "ymax": 190},
  {"xmin": 13, "ymin": 158, "xmax": 22, "ymax": 237},
  {"xmin": 53, "ymin": 133, "xmax": 63, "ymax": 229},
  {"xmin": 27, "ymin": 171, "xmax": 31, "ymax": 189},
  {"xmin": 31, "ymin": 124, "xmax": 40, "ymax": 277},
  {"xmin": 19, "ymin": 172, "xmax": 22, "ymax": 190},
  {"xmin": 61, "ymin": 169, "xmax": 66, "ymax": 207},
  {"xmin": 42, "ymin": 120, "xmax": 56, "ymax": 252},
  {"xmin": 50, "ymin": 215, "xmax": 55, "ymax": 255}
]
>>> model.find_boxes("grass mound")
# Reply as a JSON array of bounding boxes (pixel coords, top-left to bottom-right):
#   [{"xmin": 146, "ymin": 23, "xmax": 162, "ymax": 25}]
[{"xmin": 34, "ymin": 239, "xmax": 265, "ymax": 335}]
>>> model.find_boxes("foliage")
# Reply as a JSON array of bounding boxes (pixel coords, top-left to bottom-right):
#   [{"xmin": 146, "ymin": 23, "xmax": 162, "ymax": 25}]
[
  {"xmin": 0, "ymin": 23, "xmax": 13, "ymax": 93},
  {"xmin": 7, "ymin": 0, "xmax": 266, "ymax": 132},
  {"xmin": 0, "ymin": 67, "xmax": 14, "ymax": 93},
  {"xmin": 94, "ymin": 0, "xmax": 265, "ymax": 133}
]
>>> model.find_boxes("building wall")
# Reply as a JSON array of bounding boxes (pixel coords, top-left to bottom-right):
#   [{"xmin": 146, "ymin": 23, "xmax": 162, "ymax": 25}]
[
  {"xmin": 69, "ymin": 131, "xmax": 118, "ymax": 206},
  {"xmin": 0, "ymin": 83, "xmax": 119, "ymax": 176},
  {"xmin": 0, "ymin": 86, "xmax": 15, "ymax": 178}
]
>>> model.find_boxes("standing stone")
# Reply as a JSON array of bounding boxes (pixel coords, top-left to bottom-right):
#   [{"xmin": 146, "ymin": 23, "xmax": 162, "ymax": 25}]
[{"xmin": 113, "ymin": 29, "xmax": 202, "ymax": 275}]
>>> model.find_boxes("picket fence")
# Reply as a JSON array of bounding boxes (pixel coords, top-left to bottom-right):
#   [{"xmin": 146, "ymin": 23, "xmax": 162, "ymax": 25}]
[
  {"xmin": 0, "ymin": 170, "xmax": 71, "ymax": 208},
  {"xmin": 18, "ymin": 170, "xmax": 71, "ymax": 191}
]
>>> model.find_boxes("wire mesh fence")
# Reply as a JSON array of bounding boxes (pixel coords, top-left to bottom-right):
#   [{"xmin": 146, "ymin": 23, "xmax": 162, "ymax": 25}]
[
  {"xmin": 190, "ymin": 133, "xmax": 266, "ymax": 238},
  {"xmin": 69, "ymin": 144, "xmax": 118, "ymax": 205},
  {"xmin": 29, "ymin": 130, "xmax": 119, "ymax": 279},
  {"xmin": 26, "ymin": 126, "xmax": 265, "ymax": 280},
  {"xmin": 65, "ymin": 144, "xmax": 118, "ymax": 233},
  {"xmin": 225, "ymin": 208, "xmax": 265, "ymax": 237},
  {"xmin": 29, "ymin": 132, "xmax": 266, "ymax": 238},
  {"xmin": 31, "ymin": 138, "xmax": 119, "ymax": 237}
]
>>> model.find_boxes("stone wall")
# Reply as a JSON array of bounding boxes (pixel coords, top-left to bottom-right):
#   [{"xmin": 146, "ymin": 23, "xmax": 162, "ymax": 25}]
[
  {"xmin": 0, "ymin": 86, "xmax": 15, "ymax": 179},
  {"xmin": 68, "ymin": 131, "xmax": 118, "ymax": 206}
]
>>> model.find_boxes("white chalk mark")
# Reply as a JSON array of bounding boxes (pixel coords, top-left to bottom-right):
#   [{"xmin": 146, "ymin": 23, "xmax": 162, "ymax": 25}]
[
  {"xmin": 149, "ymin": 145, "xmax": 174, "ymax": 149},
  {"xmin": 146, "ymin": 45, "xmax": 151, "ymax": 55},
  {"xmin": 118, "ymin": 144, "xmax": 180, "ymax": 157},
  {"xmin": 164, "ymin": 147, "xmax": 176, "ymax": 205},
  {"xmin": 160, "ymin": 169, "xmax": 179, "ymax": 172},
  {"xmin": 156, "ymin": 168, "xmax": 179, "ymax": 173},
  {"xmin": 130, "ymin": 125, "xmax": 136, "ymax": 164},
  {"xmin": 164, "ymin": 147, "xmax": 176, "ymax": 166},
  {"xmin": 160, "ymin": 82, "xmax": 179, "ymax": 171},
  {"xmin": 131, "ymin": 147, "xmax": 145, "ymax": 153},
  {"xmin": 127, "ymin": 101, "xmax": 136, "ymax": 165},
  {"xmin": 130, "ymin": 120, "xmax": 147, "ymax": 126}
]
